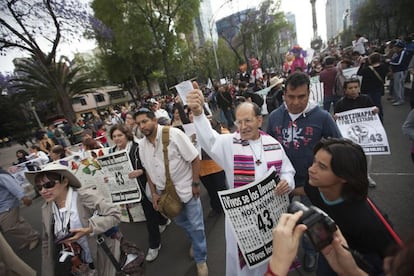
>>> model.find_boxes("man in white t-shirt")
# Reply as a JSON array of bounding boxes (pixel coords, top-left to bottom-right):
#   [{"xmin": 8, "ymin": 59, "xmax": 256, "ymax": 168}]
[
  {"xmin": 352, "ymin": 34, "xmax": 368, "ymax": 55},
  {"xmin": 135, "ymin": 108, "xmax": 208, "ymax": 276}
]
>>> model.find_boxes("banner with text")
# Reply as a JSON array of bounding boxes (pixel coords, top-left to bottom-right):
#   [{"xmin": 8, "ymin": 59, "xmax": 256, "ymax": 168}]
[
  {"xmin": 97, "ymin": 150, "xmax": 142, "ymax": 204},
  {"xmin": 218, "ymin": 168, "xmax": 289, "ymax": 269},
  {"xmin": 335, "ymin": 107, "xmax": 390, "ymax": 155}
]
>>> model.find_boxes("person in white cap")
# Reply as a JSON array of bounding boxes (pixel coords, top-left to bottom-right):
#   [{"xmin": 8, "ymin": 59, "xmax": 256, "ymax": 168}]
[
  {"xmin": 25, "ymin": 163, "xmax": 121, "ymax": 276},
  {"xmin": 149, "ymin": 99, "xmax": 171, "ymax": 122}
]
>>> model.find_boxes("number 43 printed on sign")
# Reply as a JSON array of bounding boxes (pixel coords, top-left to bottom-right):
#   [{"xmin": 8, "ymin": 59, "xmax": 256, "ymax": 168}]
[{"xmin": 257, "ymin": 209, "xmax": 273, "ymax": 232}]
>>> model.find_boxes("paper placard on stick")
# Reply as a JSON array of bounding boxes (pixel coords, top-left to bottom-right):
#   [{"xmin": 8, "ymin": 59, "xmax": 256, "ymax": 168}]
[{"xmin": 175, "ymin": 80, "xmax": 193, "ymax": 105}]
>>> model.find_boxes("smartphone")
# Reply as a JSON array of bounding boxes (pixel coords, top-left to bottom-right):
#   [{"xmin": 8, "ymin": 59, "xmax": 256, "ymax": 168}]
[{"xmin": 55, "ymin": 232, "xmax": 75, "ymax": 244}]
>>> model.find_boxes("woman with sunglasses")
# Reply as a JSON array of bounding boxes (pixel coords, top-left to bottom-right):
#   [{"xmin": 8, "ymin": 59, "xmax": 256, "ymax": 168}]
[
  {"xmin": 109, "ymin": 123, "xmax": 169, "ymax": 262},
  {"xmin": 25, "ymin": 163, "xmax": 120, "ymax": 276}
]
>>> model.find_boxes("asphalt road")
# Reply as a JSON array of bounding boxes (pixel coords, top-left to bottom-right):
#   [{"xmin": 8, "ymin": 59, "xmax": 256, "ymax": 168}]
[{"xmin": 2, "ymin": 92, "xmax": 414, "ymax": 276}]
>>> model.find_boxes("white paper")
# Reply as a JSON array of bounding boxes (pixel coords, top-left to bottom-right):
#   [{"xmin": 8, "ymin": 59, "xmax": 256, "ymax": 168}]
[
  {"xmin": 182, "ymin": 123, "xmax": 196, "ymax": 137},
  {"xmin": 175, "ymin": 80, "xmax": 193, "ymax": 105},
  {"xmin": 218, "ymin": 168, "xmax": 289, "ymax": 269},
  {"xmin": 335, "ymin": 107, "xmax": 390, "ymax": 155},
  {"xmin": 97, "ymin": 150, "xmax": 142, "ymax": 204}
]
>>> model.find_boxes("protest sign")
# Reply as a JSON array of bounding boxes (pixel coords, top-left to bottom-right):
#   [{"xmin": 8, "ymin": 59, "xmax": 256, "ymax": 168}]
[
  {"xmin": 335, "ymin": 107, "xmax": 390, "ymax": 155},
  {"xmin": 218, "ymin": 168, "xmax": 289, "ymax": 269},
  {"xmin": 97, "ymin": 150, "xmax": 142, "ymax": 204},
  {"xmin": 175, "ymin": 80, "xmax": 193, "ymax": 105},
  {"xmin": 310, "ymin": 76, "xmax": 324, "ymax": 106},
  {"xmin": 182, "ymin": 123, "xmax": 196, "ymax": 137},
  {"xmin": 342, "ymin": 67, "xmax": 360, "ymax": 79}
]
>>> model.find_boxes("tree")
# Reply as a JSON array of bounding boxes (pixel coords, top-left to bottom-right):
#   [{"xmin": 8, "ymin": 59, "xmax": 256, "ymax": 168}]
[
  {"xmin": 216, "ymin": 0, "xmax": 291, "ymax": 70},
  {"xmin": 90, "ymin": 0, "xmax": 164, "ymax": 99},
  {"xmin": 10, "ymin": 55, "xmax": 95, "ymax": 120},
  {"xmin": 0, "ymin": 0, "xmax": 93, "ymax": 123},
  {"xmin": 354, "ymin": 0, "xmax": 414, "ymax": 41},
  {"xmin": 127, "ymin": 0, "xmax": 200, "ymax": 86}
]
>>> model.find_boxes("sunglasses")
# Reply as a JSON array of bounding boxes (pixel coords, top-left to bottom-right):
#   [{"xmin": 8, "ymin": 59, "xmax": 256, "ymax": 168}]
[{"xmin": 35, "ymin": 180, "xmax": 58, "ymax": 191}]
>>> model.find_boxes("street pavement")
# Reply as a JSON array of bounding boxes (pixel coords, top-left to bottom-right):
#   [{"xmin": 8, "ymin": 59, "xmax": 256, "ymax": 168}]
[{"xmin": 1, "ymin": 93, "xmax": 413, "ymax": 276}]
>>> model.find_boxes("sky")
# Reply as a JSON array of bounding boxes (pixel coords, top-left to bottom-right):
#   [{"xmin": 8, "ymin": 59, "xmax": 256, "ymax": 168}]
[{"xmin": 0, "ymin": 0, "xmax": 326, "ymax": 74}]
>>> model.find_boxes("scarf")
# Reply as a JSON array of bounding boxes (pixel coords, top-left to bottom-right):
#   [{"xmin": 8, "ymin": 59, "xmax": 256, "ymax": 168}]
[{"xmin": 232, "ymin": 131, "xmax": 283, "ymax": 188}]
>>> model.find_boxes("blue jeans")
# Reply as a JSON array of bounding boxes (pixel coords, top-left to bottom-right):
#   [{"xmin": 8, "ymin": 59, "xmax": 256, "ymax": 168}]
[
  {"xmin": 174, "ymin": 197, "xmax": 207, "ymax": 263},
  {"xmin": 393, "ymin": 71, "xmax": 406, "ymax": 103}
]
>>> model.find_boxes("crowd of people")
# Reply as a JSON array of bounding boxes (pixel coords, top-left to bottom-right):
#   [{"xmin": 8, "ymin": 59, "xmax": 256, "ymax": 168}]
[{"xmin": 1, "ymin": 32, "xmax": 414, "ymax": 276}]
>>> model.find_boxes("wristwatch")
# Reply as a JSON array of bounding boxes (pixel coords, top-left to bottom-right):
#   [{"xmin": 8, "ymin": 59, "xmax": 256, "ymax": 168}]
[{"xmin": 192, "ymin": 181, "xmax": 201, "ymax": 187}]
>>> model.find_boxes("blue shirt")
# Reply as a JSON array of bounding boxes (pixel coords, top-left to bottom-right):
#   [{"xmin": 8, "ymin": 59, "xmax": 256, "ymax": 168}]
[{"xmin": 0, "ymin": 172, "xmax": 25, "ymax": 213}]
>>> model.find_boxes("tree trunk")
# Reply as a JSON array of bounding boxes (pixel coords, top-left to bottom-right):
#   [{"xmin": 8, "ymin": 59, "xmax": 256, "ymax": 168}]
[{"xmin": 60, "ymin": 91, "xmax": 76, "ymax": 125}]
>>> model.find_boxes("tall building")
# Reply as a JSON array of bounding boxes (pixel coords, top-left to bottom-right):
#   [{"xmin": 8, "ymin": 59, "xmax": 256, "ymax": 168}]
[
  {"xmin": 215, "ymin": 9, "xmax": 253, "ymax": 44},
  {"xmin": 325, "ymin": 0, "xmax": 367, "ymax": 41},
  {"xmin": 284, "ymin": 12, "xmax": 298, "ymax": 47},
  {"xmin": 325, "ymin": 0, "xmax": 350, "ymax": 40},
  {"xmin": 192, "ymin": 0, "xmax": 217, "ymax": 48},
  {"xmin": 349, "ymin": 0, "xmax": 367, "ymax": 27}
]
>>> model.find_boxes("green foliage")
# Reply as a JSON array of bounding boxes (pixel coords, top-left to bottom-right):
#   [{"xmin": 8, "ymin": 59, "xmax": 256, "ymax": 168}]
[
  {"xmin": 0, "ymin": 93, "xmax": 34, "ymax": 139},
  {"xmin": 9, "ymin": 55, "xmax": 95, "ymax": 122},
  {"xmin": 91, "ymin": 0, "xmax": 200, "ymax": 91},
  {"xmin": 215, "ymin": 0, "xmax": 290, "ymax": 71},
  {"xmin": 217, "ymin": 38, "xmax": 239, "ymax": 78},
  {"xmin": 355, "ymin": 0, "xmax": 414, "ymax": 40},
  {"xmin": 0, "ymin": 0, "xmax": 94, "ymax": 127}
]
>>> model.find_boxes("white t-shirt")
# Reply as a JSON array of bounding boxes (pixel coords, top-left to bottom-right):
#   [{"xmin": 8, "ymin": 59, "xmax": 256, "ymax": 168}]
[{"xmin": 139, "ymin": 125, "xmax": 198, "ymax": 203}]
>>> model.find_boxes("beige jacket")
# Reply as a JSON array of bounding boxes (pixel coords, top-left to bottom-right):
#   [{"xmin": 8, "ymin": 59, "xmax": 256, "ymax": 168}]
[{"xmin": 41, "ymin": 187, "xmax": 121, "ymax": 276}]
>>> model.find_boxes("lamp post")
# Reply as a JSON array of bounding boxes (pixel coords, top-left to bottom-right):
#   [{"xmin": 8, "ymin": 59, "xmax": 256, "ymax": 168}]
[
  {"xmin": 310, "ymin": 0, "xmax": 318, "ymax": 40},
  {"xmin": 208, "ymin": 0, "xmax": 233, "ymax": 81},
  {"xmin": 209, "ymin": 25, "xmax": 221, "ymax": 80},
  {"xmin": 29, "ymin": 99, "xmax": 43, "ymax": 129}
]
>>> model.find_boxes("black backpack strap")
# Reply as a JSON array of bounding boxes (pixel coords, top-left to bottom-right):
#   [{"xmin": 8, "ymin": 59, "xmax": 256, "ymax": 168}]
[{"xmin": 97, "ymin": 235, "xmax": 123, "ymax": 273}]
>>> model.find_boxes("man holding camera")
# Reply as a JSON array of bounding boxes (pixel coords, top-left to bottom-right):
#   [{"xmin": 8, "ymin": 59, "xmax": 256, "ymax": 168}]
[{"xmin": 266, "ymin": 210, "xmax": 367, "ymax": 276}]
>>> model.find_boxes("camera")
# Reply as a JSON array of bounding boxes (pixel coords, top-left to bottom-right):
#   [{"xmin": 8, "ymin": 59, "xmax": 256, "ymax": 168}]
[{"xmin": 288, "ymin": 201, "xmax": 337, "ymax": 251}]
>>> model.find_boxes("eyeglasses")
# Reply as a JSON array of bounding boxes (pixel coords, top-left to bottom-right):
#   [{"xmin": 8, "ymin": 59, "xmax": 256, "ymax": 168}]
[
  {"xmin": 35, "ymin": 180, "xmax": 58, "ymax": 191},
  {"xmin": 234, "ymin": 118, "xmax": 256, "ymax": 127}
]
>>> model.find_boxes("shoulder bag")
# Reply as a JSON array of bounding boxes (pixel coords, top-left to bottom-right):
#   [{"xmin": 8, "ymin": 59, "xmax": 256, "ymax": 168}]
[
  {"xmin": 97, "ymin": 228, "xmax": 145, "ymax": 276},
  {"xmin": 157, "ymin": 126, "xmax": 184, "ymax": 219},
  {"xmin": 367, "ymin": 198, "xmax": 403, "ymax": 248},
  {"xmin": 368, "ymin": 65, "xmax": 385, "ymax": 84}
]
